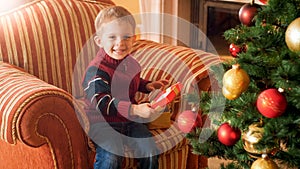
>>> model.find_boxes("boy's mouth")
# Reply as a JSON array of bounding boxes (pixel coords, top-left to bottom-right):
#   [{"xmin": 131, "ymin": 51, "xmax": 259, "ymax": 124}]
[{"xmin": 113, "ymin": 49, "xmax": 126, "ymax": 55}]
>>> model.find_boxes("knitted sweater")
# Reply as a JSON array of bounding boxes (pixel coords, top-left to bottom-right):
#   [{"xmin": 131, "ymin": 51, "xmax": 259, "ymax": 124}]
[{"xmin": 82, "ymin": 48, "xmax": 151, "ymax": 123}]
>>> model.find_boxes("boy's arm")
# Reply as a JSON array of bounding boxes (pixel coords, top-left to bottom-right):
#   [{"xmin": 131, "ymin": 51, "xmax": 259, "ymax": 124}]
[
  {"xmin": 138, "ymin": 78, "xmax": 152, "ymax": 93},
  {"xmin": 83, "ymin": 67, "xmax": 130, "ymax": 118}
]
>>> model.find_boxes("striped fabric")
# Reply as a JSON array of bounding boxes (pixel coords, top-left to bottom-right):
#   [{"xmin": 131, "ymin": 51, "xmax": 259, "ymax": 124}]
[
  {"xmin": 0, "ymin": 0, "xmax": 220, "ymax": 98},
  {"xmin": 131, "ymin": 40, "xmax": 221, "ymax": 103},
  {"xmin": 120, "ymin": 123, "xmax": 188, "ymax": 169},
  {"xmin": 0, "ymin": 61, "xmax": 190, "ymax": 168},
  {"xmin": 0, "ymin": 62, "xmax": 88, "ymax": 145},
  {"xmin": 123, "ymin": 145, "xmax": 189, "ymax": 169},
  {"xmin": 0, "ymin": 0, "xmax": 113, "ymax": 98}
]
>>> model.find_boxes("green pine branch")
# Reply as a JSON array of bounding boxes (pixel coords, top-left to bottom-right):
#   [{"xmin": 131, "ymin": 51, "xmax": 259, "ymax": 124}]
[{"xmin": 187, "ymin": 0, "xmax": 300, "ymax": 168}]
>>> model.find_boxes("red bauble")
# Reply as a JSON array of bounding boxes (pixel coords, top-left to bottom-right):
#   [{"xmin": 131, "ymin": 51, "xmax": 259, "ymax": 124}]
[
  {"xmin": 217, "ymin": 123, "xmax": 241, "ymax": 146},
  {"xmin": 239, "ymin": 3, "xmax": 260, "ymax": 26},
  {"xmin": 229, "ymin": 43, "xmax": 241, "ymax": 57},
  {"xmin": 177, "ymin": 110, "xmax": 202, "ymax": 133},
  {"xmin": 256, "ymin": 88, "xmax": 287, "ymax": 118},
  {"xmin": 229, "ymin": 43, "xmax": 248, "ymax": 57}
]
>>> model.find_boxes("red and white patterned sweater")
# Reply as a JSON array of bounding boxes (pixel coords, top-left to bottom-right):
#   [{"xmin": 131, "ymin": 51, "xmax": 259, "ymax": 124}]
[{"xmin": 82, "ymin": 48, "xmax": 151, "ymax": 123}]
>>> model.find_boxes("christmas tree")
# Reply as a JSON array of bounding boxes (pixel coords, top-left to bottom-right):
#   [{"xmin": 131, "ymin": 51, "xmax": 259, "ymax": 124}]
[{"xmin": 186, "ymin": 0, "xmax": 300, "ymax": 168}]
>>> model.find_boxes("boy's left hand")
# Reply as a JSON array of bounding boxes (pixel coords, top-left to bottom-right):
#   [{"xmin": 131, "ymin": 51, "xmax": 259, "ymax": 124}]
[{"xmin": 146, "ymin": 80, "xmax": 169, "ymax": 91}]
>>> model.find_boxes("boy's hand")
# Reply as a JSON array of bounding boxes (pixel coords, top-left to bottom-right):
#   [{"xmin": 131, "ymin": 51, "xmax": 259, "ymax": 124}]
[
  {"xmin": 130, "ymin": 103, "xmax": 160, "ymax": 118},
  {"xmin": 146, "ymin": 80, "xmax": 169, "ymax": 91}
]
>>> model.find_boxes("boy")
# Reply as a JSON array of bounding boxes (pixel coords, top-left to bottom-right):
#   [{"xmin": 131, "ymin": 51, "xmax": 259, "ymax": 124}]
[{"xmin": 82, "ymin": 6, "xmax": 168, "ymax": 169}]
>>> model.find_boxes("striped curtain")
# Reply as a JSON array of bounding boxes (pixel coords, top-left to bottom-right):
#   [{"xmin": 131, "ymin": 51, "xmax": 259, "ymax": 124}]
[{"xmin": 138, "ymin": 0, "xmax": 163, "ymax": 43}]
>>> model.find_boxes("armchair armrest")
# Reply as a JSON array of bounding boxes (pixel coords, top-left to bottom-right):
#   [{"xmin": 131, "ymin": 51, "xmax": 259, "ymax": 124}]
[
  {"xmin": 0, "ymin": 62, "xmax": 90, "ymax": 168},
  {"xmin": 131, "ymin": 40, "xmax": 221, "ymax": 117}
]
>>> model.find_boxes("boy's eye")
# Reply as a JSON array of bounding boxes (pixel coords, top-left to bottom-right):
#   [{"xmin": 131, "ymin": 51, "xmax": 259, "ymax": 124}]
[
  {"xmin": 123, "ymin": 35, "xmax": 131, "ymax": 40},
  {"xmin": 107, "ymin": 35, "xmax": 133, "ymax": 41},
  {"xmin": 108, "ymin": 36, "xmax": 116, "ymax": 39}
]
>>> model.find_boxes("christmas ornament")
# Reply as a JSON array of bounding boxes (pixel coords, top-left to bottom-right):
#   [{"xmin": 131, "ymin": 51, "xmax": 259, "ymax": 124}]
[
  {"xmin": 256, "ymin": 88, "xmax": 287, "ymax": 118},
  {"xmin": 251, "ymin": 154, "xmax": 279, "ymax": 169},
  {"xmin": 258, "ymin": 0, "xmax": 268, "ymax": 4},
  {"xmin": 229, "ymin": 43, "xmax": 247, "ymax": 57},
  {"xmin": 177, "ymin": 110, "xmax": 202, "ymax": 133},
  {"xmin": 229, "ymin": 43, "xmax": 241, "ymax": 57},
  {"xmin": 285, "ymin": 17, "xmax": 300, "ymax": 52},
  {"xmin": 222, "ymin": 64, "xmax": 250, "ymax": 100},
  {"xmin": 217, "ymin": 123, "xmax": 241, "ymax": 146},
  {"xmin": 239, "ymin": 3, "xmax": 260, "ymax": 26},
  {"xmin": 243, "ymin": 123, "xmax": 277, "ymax": 158}
]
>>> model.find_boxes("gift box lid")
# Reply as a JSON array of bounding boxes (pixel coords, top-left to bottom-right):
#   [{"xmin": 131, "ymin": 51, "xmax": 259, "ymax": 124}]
[{"xmin": 150, "ymin": 82, "xmax": 183, "ymax": 109}]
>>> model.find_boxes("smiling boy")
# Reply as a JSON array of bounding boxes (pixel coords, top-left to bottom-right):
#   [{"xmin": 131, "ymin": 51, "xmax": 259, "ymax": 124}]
[{"xmin": 82, "ymin": 6, "xmax": 168, "ymax": 169}]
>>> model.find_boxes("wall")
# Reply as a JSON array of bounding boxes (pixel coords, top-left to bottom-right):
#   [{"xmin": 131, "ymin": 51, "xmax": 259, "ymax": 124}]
[
  {"xmin": 111, "ymin": 0, "xmax": 191, "ymax": 46},
  {"xmin": 111, "ymin": 0, "xmax": 142, "ymax": 38},
  {"xmin": 0, "ymin": 0, "xmax": 32, "ymax": 13},
  {"xmin": 111, "ymin": 0, "xmax": 140, "ymax": 14}
]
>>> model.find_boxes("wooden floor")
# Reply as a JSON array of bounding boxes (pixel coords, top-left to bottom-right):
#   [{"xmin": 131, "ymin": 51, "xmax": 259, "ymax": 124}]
[{"xmin": 208, "ymin": 158, "xmax": 231, "ymax": 169}]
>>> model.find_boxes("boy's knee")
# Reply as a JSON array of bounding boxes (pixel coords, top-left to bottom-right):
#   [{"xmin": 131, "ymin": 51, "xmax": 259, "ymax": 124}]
[{"xmin": 94, "ymin": 147, "xmax": 123, "ymax": 169}]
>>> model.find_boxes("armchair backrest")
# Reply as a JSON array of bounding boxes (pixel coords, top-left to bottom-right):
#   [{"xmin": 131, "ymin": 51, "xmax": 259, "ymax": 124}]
[
  {"xmin": 131, "ymin": 40, "xmax": 221, "ymax": 108},
  {"xmin": 0, "ymin": 0, "xmax": 113, "ymax": 97}
]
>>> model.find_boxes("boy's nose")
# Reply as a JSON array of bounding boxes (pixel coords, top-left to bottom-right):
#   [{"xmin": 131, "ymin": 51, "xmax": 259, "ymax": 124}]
[{"xmin": 115, "ymin": 37, "xmax": 125, "ymax": 45}]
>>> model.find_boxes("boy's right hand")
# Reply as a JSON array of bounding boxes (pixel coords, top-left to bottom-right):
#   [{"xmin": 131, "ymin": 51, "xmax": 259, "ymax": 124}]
[{"xmin": 131, "ymin": 103, "xmax": 159, "ymax": 118}]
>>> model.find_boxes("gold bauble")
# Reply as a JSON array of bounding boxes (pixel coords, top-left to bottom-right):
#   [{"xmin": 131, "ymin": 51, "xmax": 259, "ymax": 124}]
[
  {"xmin": 251, "ymin": 154, "xmax": 279, "ymax": 169},
  {"xmin": 242, "ymin": 123, "xmax": 277, "ymax": 158},
  {"xmin": 222, "ymin": 64, "xmax": 250, "ymax": 100},
  {"xmin": 285, "ymin": 17, "xmax": 300, "ymax": 52}
]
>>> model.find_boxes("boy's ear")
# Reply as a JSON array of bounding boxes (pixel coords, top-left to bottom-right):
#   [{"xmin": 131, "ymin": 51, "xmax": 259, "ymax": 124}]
[{"xmin": 94, "ymin": 35, "xmax": 102, "ymax": 47}]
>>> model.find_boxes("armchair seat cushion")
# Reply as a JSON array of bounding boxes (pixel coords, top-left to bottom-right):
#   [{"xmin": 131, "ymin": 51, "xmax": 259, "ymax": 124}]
[
  {"xmin": 147, "ymin": 111, "xmax": 172, "ymax": 129},
  {"xmin": 77, "ymin": 98, "xmax": 188, "ymax": 168},
  {"xmin": 121, "ymin": 123, "xmax": 189, "ymax": 169}
]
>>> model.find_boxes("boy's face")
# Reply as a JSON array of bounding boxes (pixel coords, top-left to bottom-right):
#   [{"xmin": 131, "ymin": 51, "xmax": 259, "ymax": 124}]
[{"xmin": 94, "ymin": 20, "xmax": 136, "ymax": 60}]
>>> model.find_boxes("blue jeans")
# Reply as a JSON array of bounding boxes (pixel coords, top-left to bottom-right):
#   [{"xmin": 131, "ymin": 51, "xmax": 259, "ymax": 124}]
[{"xmin": 90, "ymin": 122, "xmax": 159, "ymax": 169}]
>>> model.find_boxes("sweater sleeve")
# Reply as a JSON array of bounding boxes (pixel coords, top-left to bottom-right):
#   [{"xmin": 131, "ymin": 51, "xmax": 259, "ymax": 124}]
[{"xmin": 83, "ymin": 67, "xmax": 130, "ymax": 118}]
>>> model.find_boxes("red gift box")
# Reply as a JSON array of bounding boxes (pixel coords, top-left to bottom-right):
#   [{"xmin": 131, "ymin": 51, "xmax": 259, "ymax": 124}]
[{"xmin": 150, "ymin": 82, "xmax": 183, "ymax": 109}]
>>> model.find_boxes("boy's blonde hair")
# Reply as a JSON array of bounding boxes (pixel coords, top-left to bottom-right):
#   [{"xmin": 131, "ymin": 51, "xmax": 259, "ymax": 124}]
[{"xmin": 94, "ymin": 6, "xmax": 136, "ymax": 35}]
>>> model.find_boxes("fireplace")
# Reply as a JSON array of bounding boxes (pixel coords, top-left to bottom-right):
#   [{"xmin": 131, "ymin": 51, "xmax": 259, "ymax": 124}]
[{"xmin": 190, "ymin": 0, "xmax": 263, "ymax": 56}]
